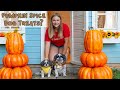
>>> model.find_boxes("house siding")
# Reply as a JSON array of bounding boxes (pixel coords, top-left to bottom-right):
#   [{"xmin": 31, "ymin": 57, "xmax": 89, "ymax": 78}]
[
  {"xmin": 72, "ymin": 11, "xmax": 85, "ymax": 64},
  {"xmin": 89, "ymin": 11, "xmax": 120, "ymax": 63},
  {"xmin": 0, "ymin": 27, "xmax": 41, "ymax": 64},
  {"xmin": 103, "ymin": 44, "xmax": 120, "ymax": 63},
  {"xmin": 25, "ymin": 27, "xmax": 41, "ymax": 64}
]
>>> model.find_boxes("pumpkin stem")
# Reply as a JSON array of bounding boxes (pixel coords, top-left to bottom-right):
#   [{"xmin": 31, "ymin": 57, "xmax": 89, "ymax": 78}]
[
  {"xmin": 14, "ymin": 28, "xmax": 19, "ymax": 33},
  {"xmin": 88, "ymin": 26, "xmax": 94, "ymax": 30},
  {"xmin": 21, "ymin": 33, "xmax": 25, "ymax": 36}
]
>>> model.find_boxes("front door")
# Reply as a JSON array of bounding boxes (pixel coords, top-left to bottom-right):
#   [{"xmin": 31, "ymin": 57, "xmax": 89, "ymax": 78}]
[{"xmin": 47, "ymin": 11, "xmax": 72, "ymax": 63}]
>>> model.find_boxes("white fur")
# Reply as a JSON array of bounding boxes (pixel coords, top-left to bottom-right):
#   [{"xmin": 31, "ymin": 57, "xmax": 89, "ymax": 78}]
[
  {"xmin": 53, "ymin": 53, "xmax": 67, "ymax": 78},
  {"xmin": 54, "ymin": 64, "xmax": 66, "ymax": 78}
]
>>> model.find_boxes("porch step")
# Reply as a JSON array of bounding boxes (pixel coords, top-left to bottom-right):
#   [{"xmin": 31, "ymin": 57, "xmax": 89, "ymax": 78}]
[
  {"xmin": 31, "ymin": 63, "xmax": 80, "ymax": 79},
  {"xmin": 32, "ymin": 71, "xmax": 78, "ymax": 79}
]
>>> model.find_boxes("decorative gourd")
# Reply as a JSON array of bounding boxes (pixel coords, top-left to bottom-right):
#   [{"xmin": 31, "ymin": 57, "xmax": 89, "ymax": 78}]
[
  {"xmin": 80, "ymin": 52, "xmax": 107, "ymax": 67},
  {"xmin": 2, "ymin": 53, "xmax": 29, "ymax": 68},
  {"xmin": 78, "ymin": 65, "xmax": 112, "ymax": 79},
  {"xmin": 6, "ymin": 31, "xmax": 24, "ymax": 54},
  {"xmin": 84, "ymin": 30, "xmax": 103, "ymax": 53},
  {"xmin": 0, "ymin": 65, "xmax": 32, "ymax": 79}
]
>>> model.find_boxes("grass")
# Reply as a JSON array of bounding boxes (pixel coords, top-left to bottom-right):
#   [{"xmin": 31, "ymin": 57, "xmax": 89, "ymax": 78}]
[{"xmin": 112, "ymin": 68, "xmax": 120, "ymax": 79}]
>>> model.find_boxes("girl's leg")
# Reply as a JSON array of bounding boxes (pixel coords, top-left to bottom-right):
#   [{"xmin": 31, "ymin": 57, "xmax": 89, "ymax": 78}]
[
  {"xmin": 59, "ymin": 47, "xmax": 68, "ymax": 61},
  {"xmin": 49, "ymin": 44, "xmax": 59, "ymax": 61},
  {"xmin": 58, "ymin": 47, "xmax": 64, "ymax": 54}
]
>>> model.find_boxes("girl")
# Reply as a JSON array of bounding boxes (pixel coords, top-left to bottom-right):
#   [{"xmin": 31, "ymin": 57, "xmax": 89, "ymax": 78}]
[{"xmin": 44, "ymin": 13, "xmax": 70, "ymax": 61}]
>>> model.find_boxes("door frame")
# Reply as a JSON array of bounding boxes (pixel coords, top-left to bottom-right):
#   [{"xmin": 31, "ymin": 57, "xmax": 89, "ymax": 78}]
[
  {"xmin": 70, "ymin": 11, "xmax": 87, "ymax": 65},
  {"xmin": 41, "ymin": 11, "xmax": 79, "ymax": 64}
]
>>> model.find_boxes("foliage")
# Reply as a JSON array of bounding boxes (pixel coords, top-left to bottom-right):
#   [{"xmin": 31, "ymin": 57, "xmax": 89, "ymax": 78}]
[{"xmin": 112, "ymin": 68, "xmax": 120, "ymax": 79}]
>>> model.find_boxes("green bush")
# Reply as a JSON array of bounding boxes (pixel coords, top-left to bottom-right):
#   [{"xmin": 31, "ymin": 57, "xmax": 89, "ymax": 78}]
[{"xmin": 112, "ymin": 68, "xmax": 120, "ymax": 79}]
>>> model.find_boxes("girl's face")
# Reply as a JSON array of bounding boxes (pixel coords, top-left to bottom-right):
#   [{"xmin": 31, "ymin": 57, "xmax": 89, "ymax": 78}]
[{"xmin": 52, "ymin": 16, "xmax": 61, "ymax": 28}]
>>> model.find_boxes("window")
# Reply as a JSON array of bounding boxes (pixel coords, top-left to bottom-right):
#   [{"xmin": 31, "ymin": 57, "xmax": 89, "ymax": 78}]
[
  {"xmin": 0, "ymin": 11, "xmax": 25, "ymax": 44},
  {"xmin": 93, "ymin": 11, "xmax": 117, "ymax": 30},
  {"xmin": 90, "ymin": 11, "xmax": 120, "ymax": 43}
]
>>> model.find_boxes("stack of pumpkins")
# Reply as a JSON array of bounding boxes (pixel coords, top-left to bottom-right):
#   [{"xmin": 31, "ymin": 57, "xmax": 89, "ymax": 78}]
[
  {"xmin": 0, "ymin": 30, "xmax": 32, "ymax": 79},
  {"xmin": 78, "ymin": 30, "xmax": 113, "ymax": 79}
]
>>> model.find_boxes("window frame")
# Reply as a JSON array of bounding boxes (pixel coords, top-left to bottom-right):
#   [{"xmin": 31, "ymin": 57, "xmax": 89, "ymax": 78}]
[
  {"xmin": 92, "ymin": 11, "xmax": 118, "ymax": 30},
  {"xmin": 89, "ymin": 11, "xmax": 120, "ymax": 44}
]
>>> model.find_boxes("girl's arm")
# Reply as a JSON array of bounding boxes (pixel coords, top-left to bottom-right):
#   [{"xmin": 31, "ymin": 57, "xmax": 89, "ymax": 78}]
[{"xmin": 44, "ymin": 41, "xmax": 51, "ymax": 60}]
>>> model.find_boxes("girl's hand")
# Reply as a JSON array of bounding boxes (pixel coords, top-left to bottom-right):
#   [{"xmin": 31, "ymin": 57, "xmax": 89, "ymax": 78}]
[{"xmin": 44, "ymin": 58, "xmax": 49, "ymax": 60}]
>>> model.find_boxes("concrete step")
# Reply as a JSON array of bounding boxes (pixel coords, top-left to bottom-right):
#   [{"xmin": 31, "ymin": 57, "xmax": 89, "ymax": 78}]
[
  {"xmin": 32, "ymin": 71, "xmax": 78, "ymax": 79},
  {"xmin": 31, "ymin": 64, "xmax": 80, "ymax": 79}
]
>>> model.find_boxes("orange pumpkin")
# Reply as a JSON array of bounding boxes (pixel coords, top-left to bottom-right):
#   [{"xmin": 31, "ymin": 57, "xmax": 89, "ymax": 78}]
[
  {"xmin": 0, "ymin": 65, "xmax": 32, "ymax": 79},
  {"xmin": 78, "ymin": 65, "xmax": 113, "ymax": 79},
  {"xmin": 6, "ymin": 31, "xmax": 24, "ymax": 54},
  {"xmin": 84, "ymin": 30, "xmax": 103, "ymax": 53},
  {"xmin": 2, "ymin": 53, "xmax": 29, "ymax": 68},
  {"xmin": 80, "ymin": 52, "xmax": 107, "ymax": 67}
]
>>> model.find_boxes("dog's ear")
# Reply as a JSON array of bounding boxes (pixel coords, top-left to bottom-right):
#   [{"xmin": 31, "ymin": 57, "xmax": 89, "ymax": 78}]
[
  {"xmin": 61, "ymin": 54, "xmax": 66, "ymax": 61},
  {"xmin": 54, "ymin": 54, "xmax": 58, "ymax": 60},
  {"xmin": 40, "ymin": 60, "xmax": 45, "ymax": 66}
]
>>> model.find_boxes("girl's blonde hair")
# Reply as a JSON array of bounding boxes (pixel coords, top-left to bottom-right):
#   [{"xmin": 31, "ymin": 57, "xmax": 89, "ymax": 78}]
[{"xmin": 48, "ymin": 13, "xmax": 63, "ymax": 39}]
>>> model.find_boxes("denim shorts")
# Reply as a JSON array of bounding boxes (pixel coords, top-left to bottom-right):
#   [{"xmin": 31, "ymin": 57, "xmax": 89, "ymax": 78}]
[{"xmin": 51, "ymin": 43, "xmax": 64, "ymax": 48}]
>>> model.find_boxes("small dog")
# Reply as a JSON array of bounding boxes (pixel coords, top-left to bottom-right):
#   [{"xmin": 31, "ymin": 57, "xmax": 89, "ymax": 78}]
[
  {"xmin": 40, "ymin": 59, "xmax": 52, "ymax": 78},
  {"xmin": 53, "ymin": 53, "xmax": 67, "ymax": 78}
]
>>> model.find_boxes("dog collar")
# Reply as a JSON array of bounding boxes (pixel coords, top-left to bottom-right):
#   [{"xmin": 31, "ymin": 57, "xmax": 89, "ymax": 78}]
[{"xmin": 41, "ymin": 67, "xmax": 51, "ymax": 74}]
